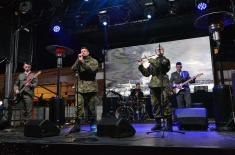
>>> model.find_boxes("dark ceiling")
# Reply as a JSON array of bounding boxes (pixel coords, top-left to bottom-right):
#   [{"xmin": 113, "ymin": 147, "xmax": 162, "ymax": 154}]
[{"xmin": 0, "ymin": 0, "xmax": 235, "ymax": 73}]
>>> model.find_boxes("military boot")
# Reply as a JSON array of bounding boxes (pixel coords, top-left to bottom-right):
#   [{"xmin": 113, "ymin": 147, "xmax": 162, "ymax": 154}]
[
  {"xmin": 69, "ymin": 119, "xmax": 81, "ymax": 133},
  {"xmin": 166, "ymin": 117, "xmax": 173, "ymax": 131},
  {"xmin": 151, "ymin": 118, "xmax": 161, "ymax": 131}
]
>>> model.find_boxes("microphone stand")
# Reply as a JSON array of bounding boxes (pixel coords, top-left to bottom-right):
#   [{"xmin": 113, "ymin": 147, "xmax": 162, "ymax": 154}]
[
  {"xmin": 146, "ymin": 55, "xmax": 185, "ymax": 138},
  {"xmin": 74, "ymin": 65, "xmax": 80, "ymax": 123}
]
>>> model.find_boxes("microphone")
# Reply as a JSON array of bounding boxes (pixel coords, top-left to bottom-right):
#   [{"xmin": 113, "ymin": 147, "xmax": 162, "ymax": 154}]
[{"xmin": 158, "ymin": 43, "xmax": 163, "ymax": 57}]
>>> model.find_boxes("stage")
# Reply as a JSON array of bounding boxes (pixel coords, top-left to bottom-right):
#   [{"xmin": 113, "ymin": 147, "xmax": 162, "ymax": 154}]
[{"xmin": 0, "ymin": 122, "xmax": 235, "ymax": 155}]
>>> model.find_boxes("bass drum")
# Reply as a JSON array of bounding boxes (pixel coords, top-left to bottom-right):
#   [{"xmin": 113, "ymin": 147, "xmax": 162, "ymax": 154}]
[{"xmin": 115, "ymin": 106, "xmax": 134, "ymax": 121}]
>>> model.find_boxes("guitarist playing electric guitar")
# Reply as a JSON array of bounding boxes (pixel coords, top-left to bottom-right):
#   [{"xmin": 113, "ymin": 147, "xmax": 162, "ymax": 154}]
[
  {"xmin": 170, "ymin": 62, "xmax": 202, "ymax": 108},
  {"xmin": 13, "ymin": 62, "xmax": 39, "ymax": 124}
]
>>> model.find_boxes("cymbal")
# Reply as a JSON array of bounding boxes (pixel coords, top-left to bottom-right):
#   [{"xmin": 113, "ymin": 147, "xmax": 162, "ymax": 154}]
[{"xmin": 46, "ymin": 45, "xmax": 74, "ymax": 56}]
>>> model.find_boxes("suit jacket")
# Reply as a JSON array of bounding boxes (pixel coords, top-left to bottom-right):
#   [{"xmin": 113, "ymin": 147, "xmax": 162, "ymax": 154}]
[
  {"xmin": 170, "ymin": 71, "xmax": 193, "ymax": 89},
  {"xmin": 14, "ymin": 72, "xmax": 38, "ymax": 97}
]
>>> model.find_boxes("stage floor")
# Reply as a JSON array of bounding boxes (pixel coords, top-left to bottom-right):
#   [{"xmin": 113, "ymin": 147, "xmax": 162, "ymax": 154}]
[{"xmin": 1, "ymin": 122, "xmax": 235, "ymax": 154}]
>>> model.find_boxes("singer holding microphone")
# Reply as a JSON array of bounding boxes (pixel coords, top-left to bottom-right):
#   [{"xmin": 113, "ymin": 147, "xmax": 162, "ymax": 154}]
[
  {"xmin": 70, "ymin": 47, "xmax": 99, "ymax": 133},
  {"xmin": 138, "ymin": 45, "xmax": 172, "ymax": 131}
]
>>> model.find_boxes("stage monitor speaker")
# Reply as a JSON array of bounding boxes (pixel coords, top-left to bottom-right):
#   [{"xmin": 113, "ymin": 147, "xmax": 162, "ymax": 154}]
[
  {"xmin": 24, "ymin": 120, "xmax": 60, "ymax": 138},
  {"xmin": 96, "ymin": 117, "xmax": 136, "ymax": 138},
  {"xmin": 49, "ymin": 97, "xmax": 65, "ymax": 126},
  {"xmin": 213, "ymin": 85, "xmax": 232, "ymax": 129},
  {"xmin": 175, "ymin": 108, "xmax": 208, "ymax": 130}
]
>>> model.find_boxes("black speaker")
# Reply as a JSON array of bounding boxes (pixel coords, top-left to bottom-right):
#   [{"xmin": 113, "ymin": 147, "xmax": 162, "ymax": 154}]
[
  {"xmin": 24, "ymin": 120, "xmax": 60, "ymax": 138},
  {"xmin": 213, "ymin": 85, "xmax": 232, "ymax": 129},
  {"xmin": 175, "ymin": 108, "xmax": 208, "ymax": 130},
  {"xmin": 232, "ymin": 73, "xmax": 235, "ymax": 105},
  {"xmin": 49, "ymin": 97, "xmax": 65, "ymax": 126},
  {"xmin": 96, "ymin": 117, "xmax": 136, "ymax": 138},
  {"xmin": 0, "ymin": 120, "xmax": 10, "ymax": 130}
]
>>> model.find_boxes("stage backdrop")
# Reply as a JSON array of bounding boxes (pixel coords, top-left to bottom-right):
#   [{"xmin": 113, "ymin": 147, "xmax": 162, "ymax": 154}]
[{"xmin": 105, "ymin": 36, "xmax": 214, "ymax": 96}]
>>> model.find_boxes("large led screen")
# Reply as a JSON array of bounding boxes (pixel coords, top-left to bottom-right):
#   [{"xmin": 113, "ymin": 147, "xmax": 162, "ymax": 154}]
[{"xmin": 105, "ymin": 36, "xmax": 214, "ymax": 96}]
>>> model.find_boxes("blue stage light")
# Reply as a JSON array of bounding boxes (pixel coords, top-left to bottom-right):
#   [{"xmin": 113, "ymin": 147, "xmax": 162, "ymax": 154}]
[
  {"xmin": 53, "ymin": 25, "xmax": 61, "ymax": 32},
  {"xmin": 197, "ymin": 2, "xmax": 208, "ymax": 10}
]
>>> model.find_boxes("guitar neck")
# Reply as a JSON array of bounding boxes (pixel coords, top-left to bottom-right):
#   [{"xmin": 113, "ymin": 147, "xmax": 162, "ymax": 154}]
[
  {"xmin": 20, "ymin": 79, "xmax": 33, "ymax": 93},
  {"xmin": 181, "ymin": 77, "xmax": 194, "ymax": 86}
]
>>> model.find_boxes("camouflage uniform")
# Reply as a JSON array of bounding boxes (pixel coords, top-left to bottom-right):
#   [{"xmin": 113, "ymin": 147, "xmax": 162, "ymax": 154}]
[
  {"xmin": 138, "ymin": 56, "xmax": 172, "ymax": 127},
  {"xmin": 14, "ymin": 72, "xmax": 38, "ymax": 123},
  {"xmin": 71, "ymin": 56, "xmax": 98, "ymax": 123}
]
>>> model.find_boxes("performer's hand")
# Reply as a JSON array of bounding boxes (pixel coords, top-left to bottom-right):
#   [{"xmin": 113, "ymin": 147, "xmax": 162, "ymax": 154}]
[
  {"xmin": 78, "ymin": 54, "xmax": 83, "ymax": 62},
  {"xmin": 25, "ymin": 82, "xmax": 31, "ymax": 87},
  {"xmin": 175, "ymin": 84, "xmax": 182, "ymax": 88},
  {"xmin": 138, "ymin": 59, "xmax": 144, "ymax": 65},
  {"xmin": 15, "ymin": 90, "xmax": 20, "ymax": 94}
]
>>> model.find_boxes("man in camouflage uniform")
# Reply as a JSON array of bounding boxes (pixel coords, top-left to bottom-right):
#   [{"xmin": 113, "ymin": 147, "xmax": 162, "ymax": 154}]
[
  {"xmin": 138, "ymin": 46, "xmax": 172, "ymax": 131},
  {"xmin": 14, "ymin": 62, "xmax": 38, "ymax": 124},
  {"xmin": 70, "ymin": 47, "xmax": 98, "ymax": 133}
]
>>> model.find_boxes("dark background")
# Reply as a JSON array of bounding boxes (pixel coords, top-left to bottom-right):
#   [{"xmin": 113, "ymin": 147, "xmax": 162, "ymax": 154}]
[{"xmin": 0, "ymin": 0, "xmax": 235, "ymax": 73}]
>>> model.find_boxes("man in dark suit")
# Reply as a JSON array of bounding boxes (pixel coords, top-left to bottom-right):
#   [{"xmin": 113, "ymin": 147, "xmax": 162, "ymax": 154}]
[
  {"xmin": 170, "ymin": 62, "xmax": 195, "ymax": 108},
  {"xmin": 14, "ymin": 62, "xmax": 38, "ymax": 124}
]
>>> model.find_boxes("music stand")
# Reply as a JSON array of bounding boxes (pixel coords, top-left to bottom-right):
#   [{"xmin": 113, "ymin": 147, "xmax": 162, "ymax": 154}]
[{"xmin": 46, "ymin": 45, "xmax": 74, "ymax": 126}]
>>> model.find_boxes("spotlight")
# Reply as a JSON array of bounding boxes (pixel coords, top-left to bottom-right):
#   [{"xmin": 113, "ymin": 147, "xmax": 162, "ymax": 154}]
[
  {"xmin": 19, "ymin": 0, "xmax": 32, "ymax": 14},
  {"xmin": 144, "ymin": 0, "xmax": 154, "ymax": 19},
  {"xmin": 102, "ymin": 21, "xmax": 108, "ymax": 26},
  {"xmin": 195, "ymin": 0, "xmax": 209, "ymax": 11},
  {"xmin": 52, "ymin": 25, "xmax": 61, "ymax": 32},
  {"xmin": 98, "ymin": 10, "xmax": 109, "ymax": 26},
  {"xmin": 168, "ymin": 0, "xmax": 178, "ymax": 15},
  {"xmin": 147, "ymin": 14, "xmax": 152, "ymax": 19}
]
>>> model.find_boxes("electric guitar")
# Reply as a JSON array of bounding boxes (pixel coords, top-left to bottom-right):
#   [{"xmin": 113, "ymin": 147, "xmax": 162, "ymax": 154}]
[
  {"xmin": 13, "ymin": 70, "xmax": 42, "ymax": 103},
  {"xmin": 172, "ymin": 73, "xmax": 203, "ymax": 94}
]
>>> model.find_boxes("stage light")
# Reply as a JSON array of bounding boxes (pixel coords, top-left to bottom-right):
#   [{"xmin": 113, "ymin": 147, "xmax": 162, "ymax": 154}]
[
  {"xmin": 147, "ymin": 14, "xmax": 152, "ymax": 19},
  {"xmin": 102, "ymin": 21, "xmax": 108, "ymax": 26},
  {"xmin": 19, "ymin": 0, "xmax": 32, "ymax": 14},
  {"xmin": 144, "ymin": 9, "xmax": 154, "ymax": 20},
  {"xmin": 98, "ymin": 10, "xmax": 109, "ymax": 26},
  {"xmin": 195, "ymin": 0, "xmax": 209, "ymax": 11},
  {"xmin": 144, "ymin": 0, "xmax": 155, "ymax": 20},
  {"xmin": 168, "ymin": 0, "xmax": 178, "ymax": 15},
  {"xmin": 0, "ymin": 100, "xmax": 2, "ymax": 106},
  {"xmin": 52, "ymin": 25, "xmax": 61, "ymax": 32}
]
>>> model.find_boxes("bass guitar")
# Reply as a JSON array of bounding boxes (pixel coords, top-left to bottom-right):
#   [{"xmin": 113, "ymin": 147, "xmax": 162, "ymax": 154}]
[{"xmin": 14, "ymin": 70, "xmax": 42, "ymax": 103}]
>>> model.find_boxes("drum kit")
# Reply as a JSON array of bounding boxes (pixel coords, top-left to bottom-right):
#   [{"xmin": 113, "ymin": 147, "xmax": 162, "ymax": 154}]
[{"xmin": 113, "ymin": 92, "xmax": 149, "ymax": 122}]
